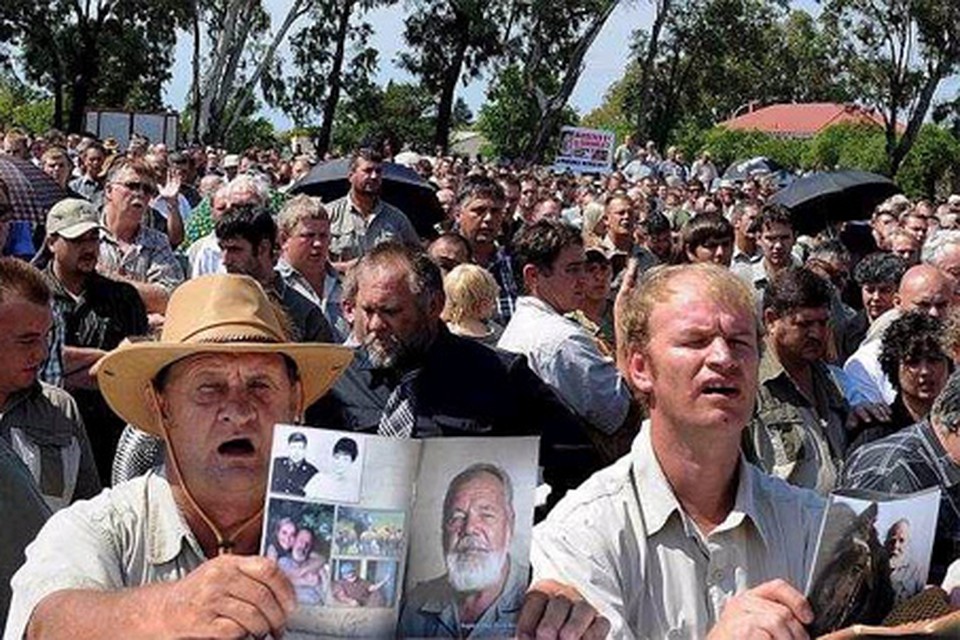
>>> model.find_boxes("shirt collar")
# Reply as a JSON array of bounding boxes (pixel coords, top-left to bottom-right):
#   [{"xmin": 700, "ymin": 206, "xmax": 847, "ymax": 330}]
[
  {"xmin": 633, "ymin": 422, "xmax": 770, "ymax": 547},
  {"xmin": 417, "ymin": 559, "xmax": 526, "ymax": 619},
  {"xmin": 146, "ymin": 470, "xmax": 205, "ymax": 566},
  {"xmin": 919, "ymin": 421, "xmax": 960, "ymax": 488}
]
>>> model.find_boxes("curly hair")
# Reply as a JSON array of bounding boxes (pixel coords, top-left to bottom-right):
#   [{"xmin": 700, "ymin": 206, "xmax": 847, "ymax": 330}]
[
  {"xmin": 879, "ymin": 311, "xmax": 949, "ymax": 391},
  {"xmin": 854, "ymin": 252, "xmax": 908, "ymax": 287}
]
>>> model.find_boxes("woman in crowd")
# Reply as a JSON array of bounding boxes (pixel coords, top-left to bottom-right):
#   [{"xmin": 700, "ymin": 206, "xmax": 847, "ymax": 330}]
[{"xmin": 440, "ymin": 263, "xmax": 503, "ymax": 348}]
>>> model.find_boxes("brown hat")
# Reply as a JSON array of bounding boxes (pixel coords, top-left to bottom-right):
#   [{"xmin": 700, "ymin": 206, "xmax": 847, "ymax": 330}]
[{"xmin": 94, "ymin": 274, "xmax": 353, "ymax": 435}]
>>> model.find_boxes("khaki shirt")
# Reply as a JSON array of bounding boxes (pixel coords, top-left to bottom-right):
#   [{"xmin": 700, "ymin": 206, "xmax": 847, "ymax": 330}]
[
  {"xmin": 531, "ymin": 424, "xmax": 825, "ymax": 639},
  {"xmin": 746, "ymin": 349, "xmax": 849, "ymax": 494},
  {"xmin": 326, "ymin": 194, "xmax": 420, "ymax": 261},
  {"xmin": 5, "ymin": 471, "xmax": 206, "ymax": 640}
]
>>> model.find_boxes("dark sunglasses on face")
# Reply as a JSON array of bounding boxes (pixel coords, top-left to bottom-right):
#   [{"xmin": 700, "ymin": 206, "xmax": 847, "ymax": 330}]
[{"xmin": 118, "ymin": 181, "xmax": 157, "ymax": 195}]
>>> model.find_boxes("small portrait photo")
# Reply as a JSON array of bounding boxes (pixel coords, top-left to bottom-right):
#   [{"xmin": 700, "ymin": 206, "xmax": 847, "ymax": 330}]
[
  {"xmin": 330, "ymin": 558, "xmax": 398, "ymax": 609},
  {"xmin": 333, "ymin": 507, "xmax": 405, "ymax": 559},
  {"xmin": 302, "ymin": 434, "xmax": 365, "ymax": 504},
  {"xmin": 268, "ymin": 425, "xmax": 366, "ymax": 503},
  {"xmin": 262, "ymin": 499, "xmax": 335, "ymax": 607}
]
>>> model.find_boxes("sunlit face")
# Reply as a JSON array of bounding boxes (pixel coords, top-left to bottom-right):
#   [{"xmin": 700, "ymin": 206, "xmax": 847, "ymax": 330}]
[
  {"xmin": 219, "ymin": 237, "xmax": 265, "ymax": 280},
  {"xmin": 282, "ymin": 217, "xmax": 331, "ymax": 276},
  {"xmin": 43, "ymin": 156, "xmax": 71, "ymax": 187},
  {"xmin": 890, "ymin": 234, "xmax": 921, "ymax": 264},
  {"xmin": 628, "ymin": 276, "xmax": 759, "ymax": 435},
  {"xmin": 349, "ymin": 158, "xmax": 382, "ymax": 197},
  {"xmin": 766, "ymin": 306, "xmax": 830, "ymax": 365},
  {"xmin": 457, "ymin": 196, "xmax": 505, "ymax": 247},
  {"xmin": 528, "ymin": 244, "xmax": 585, "ymax": 314},
  {"xmin": 902, "ymin": 215, "xmax": 927, "ymax": 244},
  {"xmin": 687, "ymin": 237, "xmax": 733, "ymax": 267},
  {"xmin": 106, "ymin": 167, "xmax": 156, "ymax": 222},
  {"xmin": 605, "ymin": 198, "xmax": 635, "ymax": 238},
  {"xmin": 84, "ymin": 149, "xmax": 105, "ymax": 178},
  {"xmin": 276, "ymin": 520, "xmax": 296, "ymax": 551},
  {"xmin": 583, "ymin": 260, "xmax": 611, "ymax": 304},
  {"xmin": 861, "ymin": 282, "xmax": 897, "ymax": 322},
  {"xmin": 292, "ymin": 528, "xmax": 314, "ymax": 562},
  {"xmin": 758, "ymin": 222, "xmax": 795, "ymax": 269},
  {"xmin": 0, "ymin": 297, "xmax": 51, "ymax": 398},
  {"xmin": 49, "ymin": 229, "xmax": 100, "ymax": 277},
  {"xmin": 157, "ymin": 353, "xmax": 299, "ymax": 496}
]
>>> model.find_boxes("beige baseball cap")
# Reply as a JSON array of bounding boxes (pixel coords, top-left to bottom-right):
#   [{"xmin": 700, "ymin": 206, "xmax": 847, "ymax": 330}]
[{"xmin": 46, "ymin": 198, "xmax": 103, "ymax": 239}]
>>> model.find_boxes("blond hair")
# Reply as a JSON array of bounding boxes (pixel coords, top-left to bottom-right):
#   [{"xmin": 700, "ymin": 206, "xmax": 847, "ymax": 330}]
[
  {"xmin": 441, "ymin": 264, "xmax": 500, "ymax": 324},
  {"xmin": 617, "ymin": 263, "xmax": 760, "ymax": 366},
  {"xmin": 277, "ymin": 194, "xmax": 329, "ymax": 239}
]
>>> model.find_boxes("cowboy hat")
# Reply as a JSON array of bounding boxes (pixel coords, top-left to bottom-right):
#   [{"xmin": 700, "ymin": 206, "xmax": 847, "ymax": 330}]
[{"xmin": 94, "ymin": 274, "xmax": 353, "ymax": 436}]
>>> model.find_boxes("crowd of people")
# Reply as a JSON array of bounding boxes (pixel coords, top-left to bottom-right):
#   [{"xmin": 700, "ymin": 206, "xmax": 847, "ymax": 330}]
[{"xmin": 2, "ymin": 122, "xmax": 960, "ymax": 638}]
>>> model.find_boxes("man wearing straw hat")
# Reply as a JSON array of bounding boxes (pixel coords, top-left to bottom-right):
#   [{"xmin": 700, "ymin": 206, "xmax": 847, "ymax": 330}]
[{"xmin": 5, "ymin": 273, "xmax": 353, "ymax": 639}]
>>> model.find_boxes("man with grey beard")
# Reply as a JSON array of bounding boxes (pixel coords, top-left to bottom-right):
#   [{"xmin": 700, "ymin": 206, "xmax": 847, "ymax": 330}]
[{"xmin": 399, "ymin": 464, "xmax": 525, "ymax": 638}]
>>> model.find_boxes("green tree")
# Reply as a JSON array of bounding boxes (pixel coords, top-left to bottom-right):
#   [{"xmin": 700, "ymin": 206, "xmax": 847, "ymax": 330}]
[
  {"xmin": 399, "ymin": 0, "xmax": 511, "ymax": 152},
  {"xmin": 476, "ymin": 64, "xmax": 577, "ymax": 160},
  {"xmin": 331, "ymin": 81, "xmax": 437, "ymax": 153},
  {"xmin": 822, "ymin": 0, "xmax": 960, "ymax": 175},
  {"xmin": 0, "ymin": 0, "xmax": 194, "ymax": 132}
]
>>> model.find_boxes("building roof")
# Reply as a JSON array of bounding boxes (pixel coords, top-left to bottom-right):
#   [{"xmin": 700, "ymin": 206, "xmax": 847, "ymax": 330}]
[{"xmin": 719, "ymin": 103, "xmax": 900, "ymax": 138}]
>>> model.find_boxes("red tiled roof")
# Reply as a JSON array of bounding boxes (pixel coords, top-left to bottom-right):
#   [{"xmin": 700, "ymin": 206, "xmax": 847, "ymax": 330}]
[{"xmin": 719, "ymin": 103, "xmax": 900, "ymax": 137}]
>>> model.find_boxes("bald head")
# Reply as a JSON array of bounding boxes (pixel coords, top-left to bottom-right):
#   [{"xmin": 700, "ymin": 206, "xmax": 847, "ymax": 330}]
[{"xmin": 897, "ymin": 264, "xmax": 955, "ymax": 319}]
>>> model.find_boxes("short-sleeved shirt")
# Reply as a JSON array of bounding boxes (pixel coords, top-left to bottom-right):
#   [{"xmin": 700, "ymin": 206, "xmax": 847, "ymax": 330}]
[
  {"xmin": 276, "ymin": 259, "xmax": 349, "ymax": 342},
  {"xmin": 99, "ymin": 225, "xmax": 185, "ymax": 292},
  {"xmin": 0, "ymin": 382, "xmax": 101, "ymax": 512},
  {"xmin": 326, "ymin": 194, "xmax": 420, "ymax": 261},
  {"xmin": 531, "ymin": 424, "xmax": 825, "ymax": 639},
  {"xmin": 5, "ymin": 471, "xmax": 206, "ymax": 640}
]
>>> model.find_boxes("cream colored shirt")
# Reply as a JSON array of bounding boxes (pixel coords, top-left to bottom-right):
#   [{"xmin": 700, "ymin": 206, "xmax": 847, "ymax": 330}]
[{"xmin": 531, "ymin": 424, "xmax": 826, "ymax": 639}]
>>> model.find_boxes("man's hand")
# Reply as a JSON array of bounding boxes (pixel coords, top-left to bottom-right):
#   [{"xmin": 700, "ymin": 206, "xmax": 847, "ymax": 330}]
[
  {"xmin": 846, "ymin": 402, "xmax": 891, "ymax": 432},
  {"xmin": 515, "ymin": 580, "xmax": 610, "ymax": 640},
  {"xmin": 157, "ymin": 555, "xmax": 296, "ymax": 639},
  {"xmin": 158, "ymin": 172, "xmax": 182, "ymax": 202},
  {"xmin": 707, "ymin": 579, "xmax": 813, "ymax": 640}
]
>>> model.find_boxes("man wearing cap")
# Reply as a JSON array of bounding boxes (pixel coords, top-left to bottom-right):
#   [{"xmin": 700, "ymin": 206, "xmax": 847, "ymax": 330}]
[
  {"xmin": 39, "ymin": 199, "xmax": 149, "ymax": 482},
  {"xmin": 222, "ymin": 153, "xmax": 240, "ymax": 181},
  {"xmin": 5, "ymin": 274, "xmax": 353, "ymax": 639},
  {"xmin": 0, "ymin": 258, "xmax": 100, "ymax": 513}
]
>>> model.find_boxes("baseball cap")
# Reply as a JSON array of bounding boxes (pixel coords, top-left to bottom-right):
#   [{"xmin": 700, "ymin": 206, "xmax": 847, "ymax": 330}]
[
  {"xmin": 46, "ymin": 198, "xmax": 103, "ymax": 239},
  {"xmin": 223, "ymin": 154, "xmax": 240, "ymax": 169}
]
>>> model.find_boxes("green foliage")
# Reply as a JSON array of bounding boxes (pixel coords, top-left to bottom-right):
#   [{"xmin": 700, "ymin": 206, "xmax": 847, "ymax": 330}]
[
  {"xmin": 803, "ymin": 123, "xmax": 887, "ymax": 173},
  {"xmin": 331, "ymin": 81, "xmax": 436, "ymax": 153},
  {"xmin": 476, "ymin": 64, "xmax": 576, "ymax": 160},
  {"xmin": 0, "ymin": 75, "xmax": 54, "ymax": 133},
  {"xmin": 224, "ymin": 115, "xmax": 277, "ymax": 152},
  {"xmin": 580, "ymin": 75, "xmax": 633, "ymax": 144},
  {"xmin": 897, "ymin": 125, "xmax": 960, "ymax": 199}
]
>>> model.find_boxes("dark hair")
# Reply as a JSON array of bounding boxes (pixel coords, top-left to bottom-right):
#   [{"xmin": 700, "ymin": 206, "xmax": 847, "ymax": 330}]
[
  {"xmin": 880, "ymin": 311, "xmax": 949, "ymax": 391},
  {"xmin": 0, "ymin": 257, "xmax": 51, "ymax": 306},
  {"xmin": 288, "ymin": 431, "xmax": 308, "ymax": 445},
  {"xmin": 332, "ymin": 437, "xmax": 359, "ymax": 461},
  {"xmin": 762, "ymin": 266, "xmax": 831, "ymax": 316},
  {"xmin": 428, "ymin": 232, "xmax": 473, "ymax": 263},
  {"xmin": 356, "ymin": 241, "xmax": 444, "ymax": 313},
  {"xmin": 348, "ymin": 147, "xmax": 383, "ymax": 173},
  {"xmin": 807, "ymin": 239, "xmax": 850, "ymax": 266},
  {"xmin": 511, "ymin": 219, "xmax": 583, "ymax": 290},
  {"xmin": 641, "ymin": 212, "xmax": 671, "ymax": 236},
  {"xmin": 215, "ymin": 204, "xmax": 277, "ymax": 251},
  {"xmin": 456, "ymin": 174, "xmax": 505, "ymax": 207},
  {"xmin": 758, "ymin": 203, "xmax": 794, "ymax": 233},
  {"xmin": 854, "ymin": 252, "xmax": 908, "ymax": 287},
  {"xmin": 681, "ymin": 213, "xmax": 733, "ymax": 253}
]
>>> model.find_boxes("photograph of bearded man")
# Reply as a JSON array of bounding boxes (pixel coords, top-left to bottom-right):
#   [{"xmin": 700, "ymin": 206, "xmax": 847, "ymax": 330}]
[{"xmin": 398, "ymin": 463, "xmax": 526, "ymax": 638}]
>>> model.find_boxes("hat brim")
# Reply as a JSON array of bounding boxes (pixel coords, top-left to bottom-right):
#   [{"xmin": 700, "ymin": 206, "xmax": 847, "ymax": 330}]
[
  {"xmin": 54, "ymin": 221, "xmax": 104, "ymax": 239},
  {"xmin": 95, "ymin": 341, "xmax": 353, "ymax": 436}
]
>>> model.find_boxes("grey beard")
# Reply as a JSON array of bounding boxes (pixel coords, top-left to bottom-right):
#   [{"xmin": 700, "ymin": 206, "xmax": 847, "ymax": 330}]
[{"xmin": 445, "ymin": 547, "xmax": 507, "ymax": 593}]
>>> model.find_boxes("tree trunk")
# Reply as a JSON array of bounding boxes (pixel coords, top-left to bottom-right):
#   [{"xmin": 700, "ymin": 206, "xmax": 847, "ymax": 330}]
[
  {"xmin": 434, "ymin": 38, "xmax": 468, "ymax": 153},
  {"xmin": 634, "ymin": 0, "xmax": 671, "ymax": 140},
  {"xmin": 887, "ymin": 62, "xmax": 944, "ymax": 177},
  {"xmin": 191, "ymin": 1, "xmax": 202, "ymax": 144},
  {"xmin": 317, "ymin": 0, "xmax": 355, "ymax": 157},
  {"xmin": 69, "ymin": 33, "xmax": 100, "ymax": 132}
]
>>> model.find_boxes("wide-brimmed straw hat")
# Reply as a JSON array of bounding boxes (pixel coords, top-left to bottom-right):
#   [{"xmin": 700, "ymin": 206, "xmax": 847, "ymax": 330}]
[{"xmin": 94, "ymin": 274, "xmax": 353, "ymax": 436}]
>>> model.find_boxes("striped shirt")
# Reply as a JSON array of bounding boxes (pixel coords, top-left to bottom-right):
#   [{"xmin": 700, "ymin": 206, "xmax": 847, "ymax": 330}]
[{"xmin": 841, "ymin": 420, "xmax": 960, "ymax": 583}]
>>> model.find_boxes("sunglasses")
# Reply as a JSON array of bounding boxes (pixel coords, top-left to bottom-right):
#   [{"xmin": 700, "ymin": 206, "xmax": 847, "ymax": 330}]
[{"xmin": 118, "ymin": 181, "xmax": 157, "ymax": 195}]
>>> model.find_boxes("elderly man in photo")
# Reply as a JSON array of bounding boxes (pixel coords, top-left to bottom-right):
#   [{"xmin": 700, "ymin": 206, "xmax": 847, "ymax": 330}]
[
  {"xmin": 5, "ymin": 274, "xmax": 353, "ymax": 640},
  {"xmin": 400, "ymin": 463, "xmax": 526, "ymax": 638},
  {"xmin": 520, "ymin": 263, "xmax": 825, "ymax": 639}
]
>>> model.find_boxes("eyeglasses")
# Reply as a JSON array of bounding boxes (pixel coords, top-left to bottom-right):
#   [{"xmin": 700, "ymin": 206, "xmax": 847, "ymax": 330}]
[{"xmin": 117, "ymin": 181, "xmax": 157, "ymax": 195}]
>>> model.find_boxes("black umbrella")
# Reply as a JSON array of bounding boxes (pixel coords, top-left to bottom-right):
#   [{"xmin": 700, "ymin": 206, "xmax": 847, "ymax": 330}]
[
  {"xmin": 769, "ymin": 170, "xmax": 899, "ymax": 236},
  {"xmin": 289, "ymin": 158, "xmax": 442, "ymax": 239},
  {"xmin": 0, "ymin": 155, "xmax": 66, "ymax": 225},
  {"xmin": 722, "ymin": 156, "xmax": 786, "ymax": 182}
]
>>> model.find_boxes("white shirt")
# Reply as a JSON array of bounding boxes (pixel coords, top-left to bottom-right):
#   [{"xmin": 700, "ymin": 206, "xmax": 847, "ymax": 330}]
[
  {"xmin": 187, "ymin": 232, "xmax": 224, "ymax": 278},
  {"xmin": 497, "ymin": 296, "xmax": 630, "ymax": 434},
  {"xmin": 531, "ymin": 425, "xmax": 826, "ymax": 639},
  {"xmin": 843, "ymin": 308, "xmax": 900, "ymax": 405}
]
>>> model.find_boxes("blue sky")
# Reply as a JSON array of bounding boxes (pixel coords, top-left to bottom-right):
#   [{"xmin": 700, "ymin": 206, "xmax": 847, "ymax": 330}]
[{"xmin": 162, "ymin": 0, "xmax": 956, "ymax": 131}]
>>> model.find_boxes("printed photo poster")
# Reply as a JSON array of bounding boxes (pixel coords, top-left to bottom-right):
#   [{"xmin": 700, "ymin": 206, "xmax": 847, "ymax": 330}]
[
  {"xmin": 399, "ymin": 437, "xmax": 540, "ymax": 639},
  {"xmin": 264, "ymin": 425, "xmax": 421, "ymax": 638},
  {"xmin": 804, "ymin": 487, "xmax": 941, "ymax": 637},
  {"xmin": 553, "ymin": 126, "xmax": 616, "ymax": 174}
]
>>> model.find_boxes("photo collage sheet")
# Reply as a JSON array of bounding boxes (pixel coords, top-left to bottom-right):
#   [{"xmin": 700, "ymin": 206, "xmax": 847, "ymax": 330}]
[{"xmin": 262, "ymin": 424, "xmax": 540, "ymax": 638}]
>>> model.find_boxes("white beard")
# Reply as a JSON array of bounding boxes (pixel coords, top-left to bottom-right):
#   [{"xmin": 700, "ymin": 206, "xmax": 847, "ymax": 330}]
[{"xmin": 445, "ymin": 545, "xmax": 507, "ymax": 593}]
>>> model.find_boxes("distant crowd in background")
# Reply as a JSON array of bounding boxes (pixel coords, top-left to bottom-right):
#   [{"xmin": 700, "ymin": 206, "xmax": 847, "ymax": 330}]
[{"xmin": 4, "ymin": 121, "xmax": 960, "ymax": 634}]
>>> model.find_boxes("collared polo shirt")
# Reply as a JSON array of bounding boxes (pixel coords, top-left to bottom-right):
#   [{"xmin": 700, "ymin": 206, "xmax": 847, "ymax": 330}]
[
  {"xmin": 531, "ymin": 424, "xmax": 825, "ymax": 639},
  {"xmin": 99, "ymin": 225, "xmax": 184, "ymax": 291},
  {"xmin": 326, "ymin": 193, "xmax": 419, "ymax": 261}
]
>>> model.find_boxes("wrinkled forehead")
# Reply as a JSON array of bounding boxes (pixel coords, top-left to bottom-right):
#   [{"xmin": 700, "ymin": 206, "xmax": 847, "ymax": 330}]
[{"xmin": 161, "ymin": 351, "xmax": 292, "ymax": 386}]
